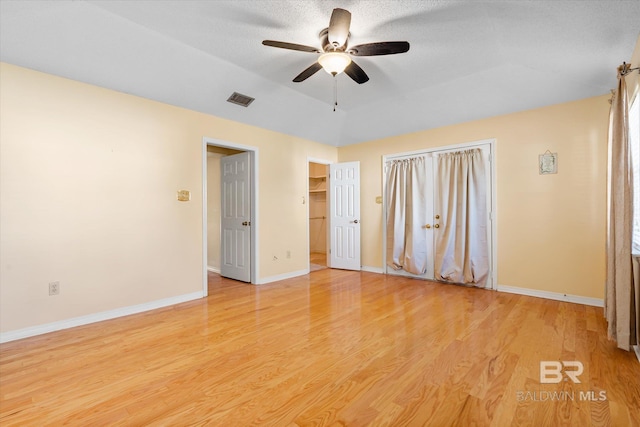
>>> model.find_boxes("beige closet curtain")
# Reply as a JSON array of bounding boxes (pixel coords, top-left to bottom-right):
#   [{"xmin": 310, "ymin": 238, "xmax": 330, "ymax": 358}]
[
  {"xmin": 605, "ymin": 63, "xmax": 637, "ymax": 351},
  {"xmin": 386, "ymin": 157, "xmax": 428, "ymax": 275},
  {"xmin": 434, "ymin": 149, "xmax": 489, "ymax": 287}
]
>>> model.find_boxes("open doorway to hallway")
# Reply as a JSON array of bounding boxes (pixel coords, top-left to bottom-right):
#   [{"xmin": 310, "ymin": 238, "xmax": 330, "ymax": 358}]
[
  {"xmin": 202, "ymin": 137, "xmax": 258, "ymax": 295},
  {"xmin": 206, "ymin": 145, "xmax": 243, "ymax": 277}
]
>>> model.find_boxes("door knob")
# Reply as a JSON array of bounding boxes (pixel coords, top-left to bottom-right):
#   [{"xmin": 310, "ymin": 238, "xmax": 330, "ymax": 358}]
[
  {"xmin": 425, "ymin": 224, "xmax": 431, "ymax": 229},
  {"xmin": 435, "ymin": 215, "xmax": 440, "ymax": 219},
  {"xmin": 353, "ymin": 219, "xmax": 359, "ymax": 224},
  {"xmin": 434, "ymin": 224, "xmax": 440, "ymax": 228},
  {"xmin": 242, "ymin": 221, "xmax": 251, "ymax": 226}
]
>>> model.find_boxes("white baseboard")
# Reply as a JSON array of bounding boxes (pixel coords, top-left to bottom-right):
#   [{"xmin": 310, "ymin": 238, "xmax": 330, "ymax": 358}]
[
  {"xmin": 0, "ymin": 291, "xmax": 203, "ymax": 344},
  {"xmin": 256, "ymin": 269, "xmax": 308, "ymax": 285},
  {"xmin": 207, "ymin": 266, "xmax": 221, "ymax": 274},
  {"xmin": 496, "ymin": 284, "xmax": 604, "ymax": 307},
  {"xmin": 258, "ymin": 266, "xmax": 382, "ymax": 283},
  {"xmin": 361, "ymin": 265, "xmax": 384, "ymax": 274}
]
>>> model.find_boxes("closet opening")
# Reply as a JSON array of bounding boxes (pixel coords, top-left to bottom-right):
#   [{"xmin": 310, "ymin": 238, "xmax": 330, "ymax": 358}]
[
  {"xmin": 308, "ymin": 161, "xmax": 329, "ymax": 272},
  {"xmin": 382, "ymin": 139, "xmax": 496, "ymax": 289}
]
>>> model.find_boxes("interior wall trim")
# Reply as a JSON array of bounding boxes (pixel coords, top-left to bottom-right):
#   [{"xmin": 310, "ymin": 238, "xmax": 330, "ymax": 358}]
[
  {"xmin": 496, "ymin": 284, "xmax": 604, "ymax": 307},
  {"xmin": 0, "ymin": 292, "xmax": 203, "ymax": 344}
]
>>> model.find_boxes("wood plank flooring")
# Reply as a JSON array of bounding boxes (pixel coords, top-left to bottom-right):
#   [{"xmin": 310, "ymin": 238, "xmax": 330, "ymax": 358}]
[
  {"xmin": 1, "ymin": 270, "xmax": 639, "ymax": 426},
  {"xmin": 310, "ymin": 252, "xmax": 327, "ymax": 272}
]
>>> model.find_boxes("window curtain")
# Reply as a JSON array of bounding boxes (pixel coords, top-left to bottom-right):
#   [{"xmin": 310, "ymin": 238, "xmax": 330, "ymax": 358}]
[
  {"xmin": 386, "ymin": 157, "xmax": 428, "ymax": 275},
  {"xmin": 434, "ymin": 149, "xmax": 489, "ymax": 287},
  {"xmin": 605, "ymin": 63, "xmax": 637, "ymax": 351}
]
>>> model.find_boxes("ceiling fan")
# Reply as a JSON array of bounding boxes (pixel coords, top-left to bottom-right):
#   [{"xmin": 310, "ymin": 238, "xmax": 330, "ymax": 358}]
[{"xmin": 262, "ymin": 8, "xmax": 410, "ymax": 84}]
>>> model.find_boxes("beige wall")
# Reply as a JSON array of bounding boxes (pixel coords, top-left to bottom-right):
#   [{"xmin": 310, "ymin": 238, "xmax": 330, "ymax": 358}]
[
  {"xmin": 0, "ymin": 62, "xmax": 338, "ymax": 333},
  {"xmin": 338, "ymin": 95, "xmax": 610, "ymax": 299}
]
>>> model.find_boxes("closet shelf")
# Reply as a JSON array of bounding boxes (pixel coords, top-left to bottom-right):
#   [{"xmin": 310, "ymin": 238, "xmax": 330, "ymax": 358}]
[
  {"xmin": 309, "ymin": 175, "xmax": 326, "ymax": 180},
  {"xmin": 309, "ymin": 189, "xmax": 326, "ymax": 193}
]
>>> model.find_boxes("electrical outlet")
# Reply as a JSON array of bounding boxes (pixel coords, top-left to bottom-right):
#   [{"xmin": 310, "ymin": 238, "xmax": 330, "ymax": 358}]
[
  {"xmin": 49, "ymin": 281, "xmax": 60, "ymax": 296},
  {"xmin": 286, "ymin": 250, "xmax": 291, "ymax": 259}
]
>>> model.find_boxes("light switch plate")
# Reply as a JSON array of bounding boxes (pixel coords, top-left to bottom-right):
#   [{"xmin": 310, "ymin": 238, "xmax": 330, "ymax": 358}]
[
  {"xmin": 375, "ymin": 196, "xmax": 383, "ymax": 204},
  {"xmin": 177, "ymin": 190, "xmax": 190, "ymax": 201}
]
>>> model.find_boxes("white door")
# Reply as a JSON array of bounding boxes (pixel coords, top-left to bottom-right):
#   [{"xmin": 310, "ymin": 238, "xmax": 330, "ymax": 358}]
[
  {"xmin": 220, "ymin": 152, "xmax": 251, "ymax": 282},
  {"xmin": 328, "ymin": 161, "xmax": 361, "ymax": 270}
]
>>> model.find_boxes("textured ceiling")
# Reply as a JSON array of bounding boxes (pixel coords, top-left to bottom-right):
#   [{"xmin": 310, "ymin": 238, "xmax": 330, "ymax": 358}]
[{"xmin": 1, "ymin": 0, "xmax": 639, "ymax": 146}]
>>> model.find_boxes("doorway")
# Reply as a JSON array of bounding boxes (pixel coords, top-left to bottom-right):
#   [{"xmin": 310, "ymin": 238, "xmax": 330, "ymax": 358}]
[
  {"xmin": 382, "ymin": 139, "xmax": 496, "ymax": 289},
  {"xmin": 202, "ymin": 138, "xmax": 258, "ymax": 295},
  {"xmin": 220, "ymin": 151, "xmax": 252, "ymax": 282},
  {"xmin": 205, "ymin": 145, "xmax": 243, "ymax": 275},
  {"xmin": 308, "ymin": 161, "xmax": 328, "ymax": 271},
  {"xmin": 307, "ymin": 159, "xmax": 362, "ymax": 272}
]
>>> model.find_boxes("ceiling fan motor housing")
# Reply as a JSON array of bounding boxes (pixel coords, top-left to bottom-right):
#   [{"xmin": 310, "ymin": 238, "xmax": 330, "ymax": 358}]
[{"xmin": 319, "ymin": 28, "xmax": 349, "ymax": 52}]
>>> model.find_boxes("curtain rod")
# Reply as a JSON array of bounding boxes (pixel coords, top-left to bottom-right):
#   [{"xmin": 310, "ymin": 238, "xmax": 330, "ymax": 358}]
[
  {"xmin": 609, "ymin": 62, "xmax": 639, "ymax": 104},
  {"xmin": 621, "ymin": 62, "xmax": 640, "ymax": 76}
]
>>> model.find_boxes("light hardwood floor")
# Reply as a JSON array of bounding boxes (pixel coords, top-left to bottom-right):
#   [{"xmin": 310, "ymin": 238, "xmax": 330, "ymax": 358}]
[
  {"xmin": 1, "ymin": 270, "xmax": 639, "ymax": 426},
  {"xmin": 310, "ymin": 252, "xmax": 327, "ymax": 272}
]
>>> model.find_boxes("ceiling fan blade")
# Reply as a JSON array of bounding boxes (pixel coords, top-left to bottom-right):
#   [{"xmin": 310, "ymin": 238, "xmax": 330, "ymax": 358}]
[
  {"xmin": 328, "ymin": 8, "xmax": 351, "ymax": 47},
  {"xmin": 344, "ymin": 61, "xmax": 369, "ymax": 84},
  {"xmin": 348, "ymin": 41, "xmax": 410, "ymax": 56},
  {"xmin": 293, "ymin": 62, "xmax": 323, "ymax": 82},
  {"xmin": 262, "ymin": 40, "xmax": 320, "ymax": 53}
]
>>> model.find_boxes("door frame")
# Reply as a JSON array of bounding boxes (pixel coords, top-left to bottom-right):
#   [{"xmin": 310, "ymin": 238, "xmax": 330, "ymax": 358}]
[
  {"xmin": 202, "ymin": 137, "xmax": 259, "ymax": 295},
  {"xmin": 381, "ymin": 138, "xmax": 497, "ymax": 289},
  {"xmin": 307, "ymin": 157, "xmax": 332, "ymax": 273}
]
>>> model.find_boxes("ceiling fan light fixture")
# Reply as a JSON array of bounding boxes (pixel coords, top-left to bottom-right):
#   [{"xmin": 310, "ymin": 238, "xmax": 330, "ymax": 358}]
[{"xmin": 318, "ymin": 52, "xmax": 351, "ymax": 76}]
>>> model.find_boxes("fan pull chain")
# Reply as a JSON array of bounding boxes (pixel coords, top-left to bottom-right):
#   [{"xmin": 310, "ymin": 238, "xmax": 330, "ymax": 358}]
[{"xmin": 333, "ymin": 75, "xmax": 338, "ymax": 112}]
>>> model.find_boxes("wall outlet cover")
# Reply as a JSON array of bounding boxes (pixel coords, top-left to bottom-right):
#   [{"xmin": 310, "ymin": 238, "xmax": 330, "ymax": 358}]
[{"xmin": 49, "ymin": 281, "xmax": 60, "ymax": 296}]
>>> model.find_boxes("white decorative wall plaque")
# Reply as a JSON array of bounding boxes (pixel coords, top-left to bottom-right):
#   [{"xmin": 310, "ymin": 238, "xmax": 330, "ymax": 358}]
[{"xmin": 539, "ymin": 151, "xmax": 557, "ymax": 175}]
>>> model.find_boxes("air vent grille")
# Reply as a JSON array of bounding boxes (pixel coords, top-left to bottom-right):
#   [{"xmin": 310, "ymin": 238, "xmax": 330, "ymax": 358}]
[{"xmin": 227, "ymin": 92, "xmax": 255, "ymax": 107}]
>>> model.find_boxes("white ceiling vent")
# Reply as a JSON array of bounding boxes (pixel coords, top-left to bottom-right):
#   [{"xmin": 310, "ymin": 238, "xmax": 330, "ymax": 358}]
[{"xmin": 227, "ymin": 92, "xmax": 255, "ymax": 108}]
